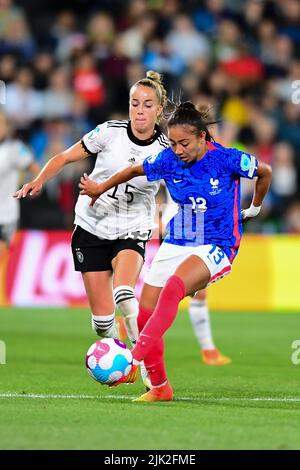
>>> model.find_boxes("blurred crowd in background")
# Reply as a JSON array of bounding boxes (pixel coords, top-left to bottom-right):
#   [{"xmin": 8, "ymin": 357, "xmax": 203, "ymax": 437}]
[{"xmin": 1, "ymin": 0, "xmax": 300, "ymax": 233}]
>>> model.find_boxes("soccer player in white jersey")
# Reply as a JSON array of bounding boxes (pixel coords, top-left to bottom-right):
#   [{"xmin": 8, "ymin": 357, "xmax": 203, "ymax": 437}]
[
  {"xmin": 15, "ymin": 71, "xmax": 169, "ymax": 388},
  {"xmin": 0, "ymin": 112, "xmax": 40, "ymax": 260}
]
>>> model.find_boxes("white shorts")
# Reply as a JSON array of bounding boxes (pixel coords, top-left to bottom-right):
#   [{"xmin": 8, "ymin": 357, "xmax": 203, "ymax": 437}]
[{"xmin": 144, "ymin": 242, "xmax": 232, "ymax": 288}]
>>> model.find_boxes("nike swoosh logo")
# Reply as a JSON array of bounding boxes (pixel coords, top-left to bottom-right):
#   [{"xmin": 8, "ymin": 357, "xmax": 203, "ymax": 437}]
[{"xmin": 173, "ymin": 179, "xmax": 182, "ymax": 183}]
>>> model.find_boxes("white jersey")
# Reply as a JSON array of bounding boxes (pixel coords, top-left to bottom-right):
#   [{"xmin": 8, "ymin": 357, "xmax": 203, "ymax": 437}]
[
  {"xmin": 0, "ymin": 139, "xmax": 34, "ymax": 224},
  {"xmin": 74, "ymin": 120, "xmax": 169, "ymax": 239}
]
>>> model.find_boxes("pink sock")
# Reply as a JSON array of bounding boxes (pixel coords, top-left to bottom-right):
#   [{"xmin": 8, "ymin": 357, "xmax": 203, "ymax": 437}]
[
  {"xmin": 144, "ymin": 338, "xmax": 167, "ymax": 386},
  {"xmin": 137, "ymin": 306, "xmax": 167, "ymax": 386},
  {"xmin": 137, "ymin": 305, "xmax": 153, "ymax": 332},
  {"xmin": 132, "ymin": 275, "xmax": 186, "ymax": 362}
]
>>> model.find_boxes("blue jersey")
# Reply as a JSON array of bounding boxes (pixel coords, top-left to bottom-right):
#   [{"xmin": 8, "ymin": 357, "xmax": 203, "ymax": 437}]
[{"xmin": 143, "ymin": 141, "xmax": 258, "ymax": 262}]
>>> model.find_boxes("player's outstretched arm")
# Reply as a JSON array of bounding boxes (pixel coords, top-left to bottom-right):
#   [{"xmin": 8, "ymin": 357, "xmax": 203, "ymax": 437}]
[
  {"xmin": 14, "ymin": 141, "xmax": 88, "ymax": 199},
  {"xmin": 79, "ymin": 162, "xmax": 145, "ymax": 207},
  {"xmin": 242, "ymin": 161, "xmax": 272, "ymax": 222}
]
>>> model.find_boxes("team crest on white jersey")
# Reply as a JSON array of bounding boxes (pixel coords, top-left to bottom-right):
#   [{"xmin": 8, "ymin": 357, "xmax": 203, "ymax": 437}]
[{"xmin": 209, "ymin": 178, "xmax": 222, "ymax": 195}]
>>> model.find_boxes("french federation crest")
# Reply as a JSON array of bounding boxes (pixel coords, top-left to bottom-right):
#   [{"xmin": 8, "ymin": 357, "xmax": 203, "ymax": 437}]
[{"xmin": 209, "ymin": 178, "xmax": 222, "ymax": 195}]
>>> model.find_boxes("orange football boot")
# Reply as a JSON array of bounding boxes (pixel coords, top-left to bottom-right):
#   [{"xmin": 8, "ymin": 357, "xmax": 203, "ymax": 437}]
[
  {"xmin": 133, "ymin": 381, "xmax": 173, "ymax": 402},
  {"xmin": 202, "ymin": 348, "xmax": 231, "ymax": 366}
]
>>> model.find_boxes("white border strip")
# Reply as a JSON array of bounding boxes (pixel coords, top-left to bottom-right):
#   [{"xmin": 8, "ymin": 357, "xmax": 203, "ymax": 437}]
[{"xmin": 0, "ymin": 393, "xmax": 300, "ymax": 403}]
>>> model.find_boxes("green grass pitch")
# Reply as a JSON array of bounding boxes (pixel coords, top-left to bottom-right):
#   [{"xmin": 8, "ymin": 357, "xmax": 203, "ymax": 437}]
[{"xmin": 0, "ymin": 307, "xmax": 300, "ymax": 450}]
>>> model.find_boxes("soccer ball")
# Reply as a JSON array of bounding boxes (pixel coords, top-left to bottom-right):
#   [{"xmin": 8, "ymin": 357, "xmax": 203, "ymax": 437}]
[{"xmin": 86, "ymin": 338, "xmax": 132, "ymax": 385}]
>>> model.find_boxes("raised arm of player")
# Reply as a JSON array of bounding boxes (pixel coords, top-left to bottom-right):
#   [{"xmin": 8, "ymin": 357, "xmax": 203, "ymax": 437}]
[
  {"xmin": 14, "ymin": 141, "xmax": 89, "ymax": 199},
  {"xmin": 242, "ymin": 161, "xmax": 272, "ymax": 222},
  {"xmin": 79, "ymin": 162, "xmax": 145, "ymax": 206}
]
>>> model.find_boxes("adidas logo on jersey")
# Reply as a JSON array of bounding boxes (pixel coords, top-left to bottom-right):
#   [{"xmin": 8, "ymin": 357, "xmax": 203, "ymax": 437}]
[
  {"xmin": 137, "ymin": 241, "xmax": 145, "ymax": 249},
  {"xmin": 128, "ymin": 157, "xmax": 135, "ymax": 163}
]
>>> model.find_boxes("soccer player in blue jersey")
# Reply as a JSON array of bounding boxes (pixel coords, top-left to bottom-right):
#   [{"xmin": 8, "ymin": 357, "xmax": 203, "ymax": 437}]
[{"xmin": 79, "ymin": 101, "xmax": 272, "ymax": 402}]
